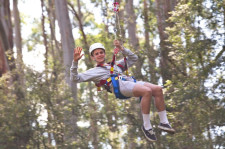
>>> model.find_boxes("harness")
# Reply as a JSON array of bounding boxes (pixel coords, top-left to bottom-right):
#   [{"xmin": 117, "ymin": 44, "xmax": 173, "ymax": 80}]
[{"xmin": 95, "ymin": 51, "xmax": 136, "ymax": 99}]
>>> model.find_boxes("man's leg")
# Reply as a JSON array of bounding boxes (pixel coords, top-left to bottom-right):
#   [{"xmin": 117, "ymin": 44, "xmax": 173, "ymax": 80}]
[
  {"xmin": 132, "ymin": 84, "xmax": 157, "ymax": 141},
  {"xmin": 143, "ymin": 83, "xmax": 175, "ymax": 133}
]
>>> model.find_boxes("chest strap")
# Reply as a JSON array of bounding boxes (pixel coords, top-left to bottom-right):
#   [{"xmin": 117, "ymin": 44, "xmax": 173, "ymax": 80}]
[
  {"xmin": 110, "ymin": 54, "xmax": 128, "ymax": 75},
  {"xmin": 95, "ymin": 61, "xmax": 126, "ymax": 91}
]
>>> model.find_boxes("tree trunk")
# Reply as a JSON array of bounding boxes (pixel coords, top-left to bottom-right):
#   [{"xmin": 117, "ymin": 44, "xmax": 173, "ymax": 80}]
[
  {"xmin": 54, "ymin": 0, "xmax": 78, "ymax": 141},
  {"xmin": 68, "ymin": 0, "xmax": 93, "ymax": 68},
  {"xmin": 0, "ymin": 35, "xmax": 9, "ymax": 77},
  {"xmin": 0, "ymin": 0, "xmax": 14, "ymax": 77},
  {"xmin": 125, "ymin": 0, "xmax": 144, "ymax": 80},
  {"xmin": 41, "ymin": 0, "xmax": 49, "ymax": 72},
  {"xmin": 41, "ymin": 0, "xmax": 54, "ymax": 146},
  {"xmin": 88, "ymin": 83, "xmax": 99, "ymax": 148},
  {"xmin": 55, "ymin": 0, "xmax": 75, "ymax": 87},
  {"xmin": 124, "ymin": 1, "xmax": 143, "ymax": 147},
  {"xmin": 155, "ymin": 0, "xmax": 177, "ymax": 84},
  {"xmin": 102, "ymin": 0, "xmax": 109, "ymax": 38},
  {"xmin": 118, "ymin": 6, "xmax": 125, "ymax": 41},
  {"xmin": 47, "ymin": 0, "xmax": 62, "ymax": 81},
  {"xmin": 207, "ymin": 124, "xmax": 213, "ymax": 149},
  {"xmin": 13, "ymin": 0, "xmax": 25, "ymax": 90},
  {"xmin": 143, "ymin": 0, "xmax": 158, "ymax": 84},
  {"xmin": 223, "ymin": 0, "xmax": 225, "ymax": 48},
  {"xmin": 125, "ymin": 0, "xmax": 139, "ymax": 49}
]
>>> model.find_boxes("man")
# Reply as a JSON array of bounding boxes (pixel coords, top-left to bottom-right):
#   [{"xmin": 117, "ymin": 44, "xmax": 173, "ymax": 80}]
[{"xmin": 70, "ymin": 40, "xmax": 175, "ymax": 142}]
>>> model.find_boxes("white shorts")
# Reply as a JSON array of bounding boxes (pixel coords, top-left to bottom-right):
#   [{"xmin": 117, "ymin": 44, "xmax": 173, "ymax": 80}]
[{"xmin": 114, "ymin": 76, "xmax": 145, "ymax": 97}]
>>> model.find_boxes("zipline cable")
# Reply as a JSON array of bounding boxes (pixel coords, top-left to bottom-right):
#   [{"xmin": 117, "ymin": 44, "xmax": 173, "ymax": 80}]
[{"xmin": 113, "ymin": 0, "xmax": 122, "ymax": 41}]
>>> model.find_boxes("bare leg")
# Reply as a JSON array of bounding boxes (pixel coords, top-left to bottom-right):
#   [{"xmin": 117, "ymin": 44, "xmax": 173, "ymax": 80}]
[
  {"xmin": 133, "ymin": 84, "xmax": 158, "ymax": 141},
  {"xmin": 143, "ymin": 83, "xmax": 165, "ymax": 112},
  {"xmin": 133, "ymin": 82, "xmax": 175, "ymax": 133},
  {"xmin": 132, "ymin": 84, "xmax": 152, "ymax": 114}
]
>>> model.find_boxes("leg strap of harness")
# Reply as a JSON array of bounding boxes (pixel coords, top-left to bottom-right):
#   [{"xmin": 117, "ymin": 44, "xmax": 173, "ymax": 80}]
[{"xmin": 111, "ymin": 74, "xmax": 130, "ymax": 99}]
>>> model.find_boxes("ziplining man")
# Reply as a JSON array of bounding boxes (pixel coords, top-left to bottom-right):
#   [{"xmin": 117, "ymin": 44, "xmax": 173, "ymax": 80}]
[{"xmin": 70, "ymin": 40, "xmax": 175, "ymax": 142}]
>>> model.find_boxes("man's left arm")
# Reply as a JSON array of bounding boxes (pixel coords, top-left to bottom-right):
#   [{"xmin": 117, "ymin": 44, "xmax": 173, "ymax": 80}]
[
  {"xmin": 120, "ymin": 48, "xmax": 138, "ymax": 67},
  {"xmin": 114, "ymin": 40, "xmax": 138, "ymax": 67}
]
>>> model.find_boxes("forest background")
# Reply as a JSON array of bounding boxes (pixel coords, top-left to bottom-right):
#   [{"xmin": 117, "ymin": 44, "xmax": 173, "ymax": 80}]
[{"xmin": 0, "ymin": 0, "xmax": 224, "ymax": 148}]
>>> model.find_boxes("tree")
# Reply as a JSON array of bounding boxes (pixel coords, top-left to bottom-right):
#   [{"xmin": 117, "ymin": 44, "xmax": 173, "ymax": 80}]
[
  {"xmin": 164, "ymin": 0, "xmax": 225, "ymax": 148},
  {"xmin": 155, "ymin": 0, "xmax": 177, "ymax": 84},
  {"xmin": 55, "ymin": 0, "xmax": 78, "ymax": 142},
  {"xmin": 125, "ymin": 0, "xmax": 144, "ymax": 80},
  {"xmin": 143, "ymin": 0, "xmax": 159, "ymax": 84},
  {"xmin": 0, "ymin": 0, "xmax": 14, "ymax": 77}
]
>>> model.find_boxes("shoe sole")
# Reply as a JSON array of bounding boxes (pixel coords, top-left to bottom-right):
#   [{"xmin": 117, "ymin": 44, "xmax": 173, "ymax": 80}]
[
  {"xmin": 141, "ymin": 127, "xmax": 157, "ymax": 142},
  {"xmin": 158, "ymin": 125, "xmax": 175, "ymax": 134}
]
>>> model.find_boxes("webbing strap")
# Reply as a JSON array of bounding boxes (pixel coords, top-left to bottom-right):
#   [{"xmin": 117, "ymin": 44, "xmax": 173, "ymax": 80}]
[
  {"xmin": 110, "ymin": 54, "xmax": 116, "ymax": 74},
  {"xmin": 111, "ymin": 74, "xmax": 130, "ymax": 99},
  {"xmin": 110, "ymin": 53, "xmax": 128, "ymax": 75},
  {"xmin": 96, "ymin": 74, "xmax": 137, "ymax": 99}
]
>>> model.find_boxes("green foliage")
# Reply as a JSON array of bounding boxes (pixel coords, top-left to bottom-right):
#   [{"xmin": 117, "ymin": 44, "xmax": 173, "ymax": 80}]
[
  {"xmin": 0, "ymin": 65, "xmax": 76, "ymax": 148},
  {"xmin": 0, "ymin": 73, "xmax": 36, "ymax": 148},
  {"xmin": 2, "ymin": 0, "xmax": 224, "ymax": 148},
  {"xmin": 163, "ymin": 0, "xmax": 225, "ymax": 148}
]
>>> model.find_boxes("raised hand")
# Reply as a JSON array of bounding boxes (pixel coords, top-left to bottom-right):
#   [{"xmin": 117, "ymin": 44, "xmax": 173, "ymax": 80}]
[
  {"xmin": 114, "ymin": 47, "xmax": 120, "ymax": 54},
  {"xmin": 73, "ymin": 47, "xmax": 84, "ymax": 62},
  {"xmin": 113, "ymin": 40, "xmax": 124, "ymax": 54}
]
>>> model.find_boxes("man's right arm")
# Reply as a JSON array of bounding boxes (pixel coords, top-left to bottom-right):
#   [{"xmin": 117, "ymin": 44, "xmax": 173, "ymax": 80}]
[
  {"xmin": 71, "ymin": 47, "xmax": 85, "ymax": 83},
  {"xmin": 70, "ymin": 60, "xmax": 100, "ymax": 83},
  {"xmin": 70, "ymin": 60, "xmax": 80, "ymax": 82}
]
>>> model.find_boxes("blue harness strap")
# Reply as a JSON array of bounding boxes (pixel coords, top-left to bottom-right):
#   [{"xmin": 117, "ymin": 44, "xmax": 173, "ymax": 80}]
[
  {"xmin": 111, "ymin": 74, "xmax": 130, "ymax": 99},
  {"xmin": 96, "ymin": 50, "xmax": 141, "ymax": 100}
]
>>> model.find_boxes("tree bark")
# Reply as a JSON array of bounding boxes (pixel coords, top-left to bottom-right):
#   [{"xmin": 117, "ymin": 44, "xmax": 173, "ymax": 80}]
[
  {"xmin": 124, "ymin": 1, "xmax": 143, "ymax": 147},
  {"xmin": 125, "ymin": 0, "xmax": 138, "ymax": 49},
  {"xmin": 0, "ymin": 0, "xmax": 14, "ymax": 77},
  {"xmin": 55, "ymin": 0, "xmax": 75, "ymax": 87},
  {"xmin": 224, "ymin": 0, "xmax": 225, "ymax": 46},
  {"xmin": 55, "ymin": 0, "xmax": 78, "ymax": 141},
  {"xmin": 155, "ymin": 0, "xmax": 177, "ymax": 84},
  {"xmin": 143, "ymin": 0, "xmax": 158, "ymax": 84},
  {"xmin": 0, "ymin": 35, "xmax": 9, "ymax": 77},
  {"xmin": 41, "ymin": 0, "xmax": 49, "ymax": 72},
  {"xmin": 13, "ymin": 0, "xmax": 25, "ymax": 88},
  {"xmin": 68, "ymin": 1, "xmax": 93, "ymax": 68},
  {"xmin": 125, "ymin": 0, "xmax": 143, "ymax": 80},
  {"xmin": 47, "ymin": 0, "xmax": 62, "ymax": 81}
]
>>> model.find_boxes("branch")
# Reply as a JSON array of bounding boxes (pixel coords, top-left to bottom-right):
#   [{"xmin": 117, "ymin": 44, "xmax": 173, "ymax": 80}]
[
  {"xmin": 67, "ymin": 2, "xmax": 93, "ymax": 68},
  {"xmin": 167, "ymin": 58, "xmax": 187, "ymax": 76},
  {"xmin": 202, "ymin": 46, "xmax": 225, "ymax": 76}
]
